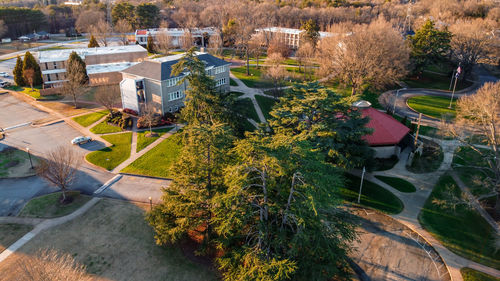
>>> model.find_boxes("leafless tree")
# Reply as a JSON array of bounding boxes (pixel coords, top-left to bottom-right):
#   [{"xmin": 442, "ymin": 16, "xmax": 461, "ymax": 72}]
[
  {"xmin": 446, "ymin": 81, "xmax": 500, "ymax": 215},
  {"xmin": 23, "ymin": 68, "xmax": 35, "ymax": 91},
  {"xmin": 157, "ymin": 32, "xmax": 173, "ymax": 55},
  {"xmin": 267, "ymin": 36, "xmax": 291, "ymax": 59},
  {"xmin": 36, "ymin": 146, "xmax": 81, "ymax": 203},
  {"xmin": 63, "ymin": 60, "xmax": 88, "ymax": 109},
  {"xmin": 13, "ymin": 249, "xmax": 93, "ymax": 281},
  {"xmin": 318, "ymin": 18, "xmax": 410, "ymax": 95},
  {"xmin": 95, "ymin": 85, "xmax": 120, "ymax": 117},
  {"xmin": 266, "ymin": 52, "xmax": 287, "ymax": 96},
  {"xmin": 141, "ymin": 104, "xmax": 157, "ymax": 135},
  {"xmin": 90, "ymin": 20, "xmax": 112, "ymax": 47},
  {"xmin": 114, "ymin": 19, "xmax": 132, "ymax": 46},
  {"xmin": 0, "ymin": 20, "xmax": 7, "ymax": 38},
  {"xmin": 248, "ymin": 33, "xmax": 265, "ymax": 68},
  {"xmin": 296, "ymin": 41, "xmax": 315, "ymax": 80},
  {"xmin": 75, "ymin": 10, "xmax": 105, "ymax": 34},
  {"xmin": 181, "ymin": 30, "xmax": 194, "ymax": 51},
  {"xmin": 207, "ymin": 32, "xmax": 223, "ymax": 57}
]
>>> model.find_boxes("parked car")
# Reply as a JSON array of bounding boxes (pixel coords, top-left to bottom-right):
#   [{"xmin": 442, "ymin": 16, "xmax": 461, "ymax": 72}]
[
  {"xmin": 0, "ymin": 81, "xmax": 10, "ymax": 88},
  {"xmin": 0, "ymin": 72, "xmax": 9, "ymax": 77},
  {"xmin": 71, "ymin": 136, "xmax": 92, "ymax": 145}
]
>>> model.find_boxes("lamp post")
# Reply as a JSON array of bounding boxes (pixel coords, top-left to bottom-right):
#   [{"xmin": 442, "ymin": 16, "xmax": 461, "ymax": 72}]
[
  {"xmin": 26, "ymin": 147, "xmax": 33, "ymax": 169},
  {"xmin": 392, "ymin": 88, "xmax": 407, "ymax": 114},
  {"xmin": 148, "ymin": 196, "xmax": 152, "ymax": 210}
]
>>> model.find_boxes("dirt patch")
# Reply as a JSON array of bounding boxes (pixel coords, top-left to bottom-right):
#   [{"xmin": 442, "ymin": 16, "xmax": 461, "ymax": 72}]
[
  {"xmin": 0, "ymin": 223, "xmax": 33, "ymax": 253},
  {"xmin": 0, "ymin": 199, "xmax": 217, "ymax": 281},
  {"xmin": 41, "ymin": 101, "xmax": 102, "ymax": 117},
  {"xmin": 349, "ymin": 207, "xmax": 451, "ymax": 281}
]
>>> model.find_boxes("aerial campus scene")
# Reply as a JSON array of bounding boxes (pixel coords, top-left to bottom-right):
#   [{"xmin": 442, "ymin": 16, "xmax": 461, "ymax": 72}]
[{"xmin": 0, "ymin": 0, "xmax": 499, "ymax": 280}]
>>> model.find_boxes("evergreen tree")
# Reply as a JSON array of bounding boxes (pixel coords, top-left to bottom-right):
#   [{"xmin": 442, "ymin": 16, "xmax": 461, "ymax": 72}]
[
  {"xmin": 146, "ymin": 34, "xmax": 156, "ymax": 53},
  {"xmin": 213, "ymin": 133, "xmax": 356, "ymax": 281},
  {"xmin": 147, "ymin": 123, "xmax": 234, "ymax": 251},
  {"xmin": 300, "ymin": 19, "xmax": 320, "ymax": 47},
  {"xmin": 408, "ymin": 19, "xmax": 452, "ymax": 72},
  {"xmin": 13, "ymin": 55, "xmax": 25, "ymax": 86},
  {"xmin": 269, "ymin": 82, "xmax": 373, "ymax": 169},
  {"xmin": 22, "ymin": 51, "xmax": 42, "ymax": 86},
  {"xmin": 88, "ymin": 35, "xmax": 100, "ymax": 48}
]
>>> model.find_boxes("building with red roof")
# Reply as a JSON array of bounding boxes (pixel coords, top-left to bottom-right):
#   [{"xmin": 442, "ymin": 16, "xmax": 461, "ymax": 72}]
[{"xmin": 353, "ymin": 100, "xmax": 410, "ymax": 158}]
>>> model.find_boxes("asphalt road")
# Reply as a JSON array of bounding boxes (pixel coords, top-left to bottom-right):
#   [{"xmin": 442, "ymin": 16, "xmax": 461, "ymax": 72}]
[{"xmin": 0, "ymin": 93, "xmax": 169, "ymax": 216}]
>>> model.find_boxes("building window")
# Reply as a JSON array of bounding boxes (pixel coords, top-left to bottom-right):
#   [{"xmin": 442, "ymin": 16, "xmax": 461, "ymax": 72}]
[
  {"xmin": 45, "ymin": 62, "xmax": 48, "ymax": 70},
  {"xmin": 167, "ymin": 76, "xmax": 182, "ymax": 87},
  {"xmin": 216, "ymin": 78, "xmax": 227, "ymax": 87},
  {"xmin": 47, "ymin": 74, "xmax": 51, "ymax": 82},
  {"xmin": 55, "ymin": 73, "xmax": 59, "ymax": 80},
  {"xmin": 53, "ymin": 62, "xmax": 57, "ymax": 69},
  {"xmin": 169, "ymin": 90, "xmax": 184, "ymax": 101}
]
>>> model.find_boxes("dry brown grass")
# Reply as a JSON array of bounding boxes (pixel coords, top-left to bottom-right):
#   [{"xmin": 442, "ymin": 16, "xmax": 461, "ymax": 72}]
[
  {"xmin": 41, "ymin": 101, "xmax": 102, "ymax": 117},
  {"xmin": 0, "ymin": 199, "xmax": 216, "ymax": 281},
  {"xmin": 0, "ymin": 223, "xmax": 33, "ymax": 253}
]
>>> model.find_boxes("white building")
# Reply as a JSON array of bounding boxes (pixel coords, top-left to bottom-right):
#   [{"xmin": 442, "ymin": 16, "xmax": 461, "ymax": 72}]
[
  {"xmin": 135, "ymin": 27, "xmax": 217, "ymax": 47},
  {"xmin": 255, "ymin": 27, "xmax": 332, "ymax": 49}
]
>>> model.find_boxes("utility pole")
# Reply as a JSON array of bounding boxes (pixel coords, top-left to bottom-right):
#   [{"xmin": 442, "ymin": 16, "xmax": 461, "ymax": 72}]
[{"xmin": 414, "ymin": 113, "xmax": 422, "ymax": 147}]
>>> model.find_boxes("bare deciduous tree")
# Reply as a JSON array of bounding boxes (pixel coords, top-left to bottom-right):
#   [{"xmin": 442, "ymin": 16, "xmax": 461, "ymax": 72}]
[
  {"xmin": 207, "ymin": 32, "xmax": 223, "ymax": 57},
  {"xmin": 181, "ymin": 30, "xmax": 194, "ymax": 51},
  {"xmin": 156, "ymin": 32, "xmax": 173, "ymax": 55},
  {"xmin": 266, "ymin": 52, "xmax": 287, "ymax": 96},
  {"xmin": 248, "ymin": 33, "xmax": 265, "ymax": 68},
  {"xmin": 90, "ymin": 20, "xmax": 112, "ymax": 47},
  {"xmin": 0, "ymin": 20, "xmax": 7, "ymax": 38},
  {"xmin": 141, "ymin": 104, "xmax": 157, "ymax": 135},
  {"xmin": 95, "ymin": 85, "xmax": 120, "ymax": 117},
  {"xmin": 75, "ymin": 10, "xmax": 105, "ymax": 34},
  {"xmin": 14, "ymin": 249, "xmax": 93, "ymax": 281},
  {"xmin": 114, "ymin": 18, "xmax": 132, "ymax": 46},
  {"xmin": 23, "ymin": 68, "xmax": 35, "ymax": 91},
  {"xmin": 36, "ymin": 146, "xmax": 81, "ymax": 203},
  {"xmin": 318, "ymin": 18, "xmax": 410, "ymax": 95},
  {"xmin": 446, "ymin": 81, "xmax": 500, "ymax": 214},
  {"xmin": 296, "ymin": 41, "xmax": 315, "ymax": 80},
  {"xmin": 63, "ymin": 58, "xmax": 88, "ymax": 109}
]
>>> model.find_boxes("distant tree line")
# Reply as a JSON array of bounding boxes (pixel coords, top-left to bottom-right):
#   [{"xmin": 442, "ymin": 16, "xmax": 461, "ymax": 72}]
[{"xmin": 0, "ymin": 7, "xmax": 47, "ymax": 37}]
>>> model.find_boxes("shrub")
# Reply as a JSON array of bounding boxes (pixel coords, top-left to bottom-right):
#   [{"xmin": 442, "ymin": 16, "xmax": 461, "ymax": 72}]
[
  {"xmin": 105, "ymin": 110, "xmax": 132, "ymax": 129},
  {"xmin": 123, "ymin": 108, "xmax": 138, "ymax": 116},
  {"xmin": 137, "ymin": 114, "xmax": 171, "ymax": 129}
]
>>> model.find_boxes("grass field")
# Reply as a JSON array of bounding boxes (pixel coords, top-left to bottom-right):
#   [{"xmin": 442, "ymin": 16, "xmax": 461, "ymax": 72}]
[
  {"xmin": 419, "ymin": 174, "xmax": 500, "ymax": 269},
  {"xmin": 230, "ymin": 66, "xmax": 274, "ymax": 88},
  {"xmin": 0, "ymin": 223, "xmax": 32, "ymax": 253},
  {"xmin": 20, "ymin": 87, "xmax": 61, "ymax": 101},
  {"xmin": 452, "ymin": 146, "xmax": 493, "ymax": 197},
  {"xmin": 86, "ymin": 133, "xmax": 132, "ymax": 170},
  {"xmin": 136, "ymin": 127, "xmax": 173, "ymax": 152},
  {"xmin": 407, "ymin": 139, "xmax": 443, "ymax": 173},
  {"xmin": 19, "ymin": 191, "xmax": 91, "ymax": 218},
  {"xmin": 0, "ymin": 199, "xmax": 216, "ymax": 281},
  {"xmin": 407, "ymin": 95, "xmax": 457, "ymax": 119},
  {"xmin": 341, "ymin": 174, "xmax": 404, "ymax": 214},
  {"xmin": 374, "ymin": 175, "xmax": 417, "ymax": 193},
  {"xmin": 0, "ymin": 148, "xmax": 36, "ymax": 178},
  {"xmin": 90, "ymin": 120, "xmax": 123, "ymax": 134},
  {"xmin": 255, "ymin": 95, "xmax": 277, "ymax": 120},
  {"xmin": 230, "ymin": 78, "xmax": 238, "ymax": 86},
  {"xmin": 403, "ymin": 71, "xmax": 472, "ymax": 91},
  {"xmin": 121, "ymin": 133, "xmax": 182, "ymax": 178},
  {"xmin": 235, "ymin": 98, "xmax": 260, "ymax": 122},
  {"xmin": 461, "ymin": 268, "xmax": 500, "ymax": 281},
  {"xmin": 72, "ymin": 110, "xmax": 108, "ymax": 127}
]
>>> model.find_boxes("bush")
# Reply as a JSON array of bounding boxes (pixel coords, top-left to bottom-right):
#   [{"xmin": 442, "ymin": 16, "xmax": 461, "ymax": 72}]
[
  {"xmin": 105, "ymin": 110, "xmax": 132, "ymax": 129},
  {"xmin": 137, "ymin": 114, "xmax": 171, "ymax": 129},
  {"xmin": 123, "ymin": 108, "xmax": 138, "ymax": 116}
]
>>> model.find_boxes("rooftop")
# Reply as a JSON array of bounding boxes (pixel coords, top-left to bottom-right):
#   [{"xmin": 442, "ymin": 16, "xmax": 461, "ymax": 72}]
[
  {"xmin": 135, "ymin": 27, "xmax": 217, "ymax": 37},
  {"xmin": 256, "ymin": 27, "xmax": 332, "ymax": 38},
  {"xmin": 36, "ymin": 45, "xmax": 147, "ymax": 63},
  {"xmin": 87, "ymin": 62, "xmax": 140, "ymax": 75}
]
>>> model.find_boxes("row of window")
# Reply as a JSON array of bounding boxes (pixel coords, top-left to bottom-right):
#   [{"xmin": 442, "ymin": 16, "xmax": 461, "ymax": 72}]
[
  {"xmin": 165, "ymin": 76, "xmax": 183, "ymax": 87},
  {"xmin": 46, "ymin": 73, "xmax": 61, "ymax": 82},
  {"xmin": 44, "ymin": 61, "xmax": 63, "ymax": 70},
  {"xmin": 214, "ymin": 65, "xmax": 228, "ymax": 75},
  {"xmin": 169, "ymin": 90, "xmax": 184, "ymax": 101},
  {"xmin": 216, "ymin": 78, "xmax": 227, "ymax": 87}
]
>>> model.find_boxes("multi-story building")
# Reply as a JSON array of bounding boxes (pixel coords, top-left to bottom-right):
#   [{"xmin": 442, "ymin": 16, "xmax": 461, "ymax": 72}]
[
  {"xmin": 36, "ymin": 45, "xmax": 148, "ymax": 87},
  {"xmin": 255, "ymin": 27, "xmax": 332, "ymax": 49},
  {"xmin": 119, "ymin": 52, "xmax": 230, "ymax": 115},
  {"xmin": 135, "ymin": 28, "xmax": 217, "ymax": 47}
]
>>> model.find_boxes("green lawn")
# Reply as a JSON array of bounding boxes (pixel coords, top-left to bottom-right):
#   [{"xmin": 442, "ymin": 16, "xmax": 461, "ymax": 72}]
[
  {"xmin": 407, "ymin": 139, "xmax": 443, "ymax": 173},
  {"xmin": 230, "ymin": 78, "xmax": 238, "ymax": 86},
  {"xmin": 72, "ymin": 110, "xmax": 108, "ymax": 127},
  {"xmin": 419, "ymin": 174, "xmax": 500, "ymax": 269},
  {"xmin": 230, "ymin": 66, "xmax": 274, "ymax": 88},
  {"xmin": 255, "ymin": 95, "xmax": 277, "ymax": 120},
  {"xmin": 369, "ymin": 156, "xmax": 399, "ymax": 171},
  {"xmin": 235, "ymin": 98, "xmax": 260, "ymax": 122},
  {"xmin": 403, "ymin": 71, "xmax": 472, "ymax": 91},
  {"xmin": 90, "ymin": 120, "xmax": 123, "ymax": 134},
  {"xmin": 407, "ymin": 95, "xmax": 457, "ymax": 119},
  {"xmin": 20, "ymin": 87, "xmax": 61, "ymax": 101},
  {"xmin": 341, "ymin": 174, "xmax": 404, "ymax": 214},
  {"xmin": 461, "ymin": 268, "xmax": 500, "ymax": 281},
  {"xmin": 136, "ymin": 127, "xmax": 173, "ymax": 152},
  {"xmin": 86, "ymin": 132, "xmax": 132, "ymax": 170},
  {"xmin": 453, "ymin": 146, "xmax": 493, "ymax": 197},
  {"xmin": 19, "ymin": 191, "xmax": 91, "ymax": 218},
  {"xmin": 121, "ymin": 133, "xmax": 182, "ymax": 178},
  {"xmin": 374, "ymin": 175, "xmax": 416, "ymax": 193}
]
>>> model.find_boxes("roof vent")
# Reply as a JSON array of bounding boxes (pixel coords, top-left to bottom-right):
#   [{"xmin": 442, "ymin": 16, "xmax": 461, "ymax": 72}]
[{"xmin": 352, "ymin": 100, "xmax": 372, "ymax": 108}]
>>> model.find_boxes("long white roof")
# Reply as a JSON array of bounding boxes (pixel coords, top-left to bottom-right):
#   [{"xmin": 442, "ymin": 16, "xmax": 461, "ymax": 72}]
[
  {"xmin": 36, "ymin": 45, "xmax": 147, "ymax": 63},
  {"xmin": 256, "ymin": 27, "xmax": 332, "ymax": 38}
]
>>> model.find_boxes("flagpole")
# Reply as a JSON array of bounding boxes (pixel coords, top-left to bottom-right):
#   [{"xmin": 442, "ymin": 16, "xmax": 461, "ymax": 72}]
[
  {"xmin": 449, "ymin": 70, "xmax": 455, "ymax": 91},
  {"xmin": 357, "ymin": 166, "xmax": 366, "ymax": 204},
  {"xmin": 449, "ymin": 74, "xmax": 458, "ymax": 109}
]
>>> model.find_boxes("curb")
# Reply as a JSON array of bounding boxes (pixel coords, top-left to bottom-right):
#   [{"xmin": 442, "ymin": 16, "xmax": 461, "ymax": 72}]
[
  {"xmin": 118, "ymin": 172, "xmax": 172, "ymax": 181},
  {"xmin": 4, "ymin": 122, "xmax": 32, "ymax": 131},
  {"xmin": 94, "ymin": 174, "xmax": 122, "ymax": 195}
]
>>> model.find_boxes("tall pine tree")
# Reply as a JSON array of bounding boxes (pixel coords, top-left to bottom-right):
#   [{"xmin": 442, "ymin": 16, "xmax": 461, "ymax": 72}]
[
  {"xmin": 13, "ymin": 56, "xmax": 25, "ymax": 86},
  {"xmin": 146, "ymin": 34, "xmax": 156, "ymax": 53},
  {"xmin": 88, "ymin": 35, "xmax": 100, "ymax": 48},
  {"xmin": 22, "ymin": 51, "xmax": 43, "ymax": 86}
]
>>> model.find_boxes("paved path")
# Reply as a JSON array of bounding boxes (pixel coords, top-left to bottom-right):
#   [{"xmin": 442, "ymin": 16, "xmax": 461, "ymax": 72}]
[{"xmin": 353, "ymin": 136, "xmax": 500, "ymax": 280}]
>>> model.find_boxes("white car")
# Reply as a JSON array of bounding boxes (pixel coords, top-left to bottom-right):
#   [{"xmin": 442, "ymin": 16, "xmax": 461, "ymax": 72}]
[
  {"xmin": 0, "ymin": 72, "xmax": 9, "ymax": 77},
  {"xmin": 71, "ymin": 136, "xmax": 92, "ymax": 145}
]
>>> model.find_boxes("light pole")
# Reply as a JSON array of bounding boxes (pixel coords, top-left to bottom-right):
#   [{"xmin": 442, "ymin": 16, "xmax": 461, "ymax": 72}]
[
  {"xmin": 26, "ymin": 147, "xmax": 33, "ymax": 169},
  {"xmin": 392, "ymin": 88, "xmax": 407, "ymax": 114},
  {"xmin": 149, "ymin": 196, "xmax": 152, "ymax": 210}
]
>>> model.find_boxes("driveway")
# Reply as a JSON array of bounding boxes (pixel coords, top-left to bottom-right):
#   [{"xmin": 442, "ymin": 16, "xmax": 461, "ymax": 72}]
[{"xmin": 99, "ymin": 175, "xmax": 169, "ymax": 205}]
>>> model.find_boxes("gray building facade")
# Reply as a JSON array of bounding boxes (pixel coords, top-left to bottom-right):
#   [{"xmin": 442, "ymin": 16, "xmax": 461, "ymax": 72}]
[{"xmin": 119, "ymin": 52, "xmax": 230, "ymax": 115}]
